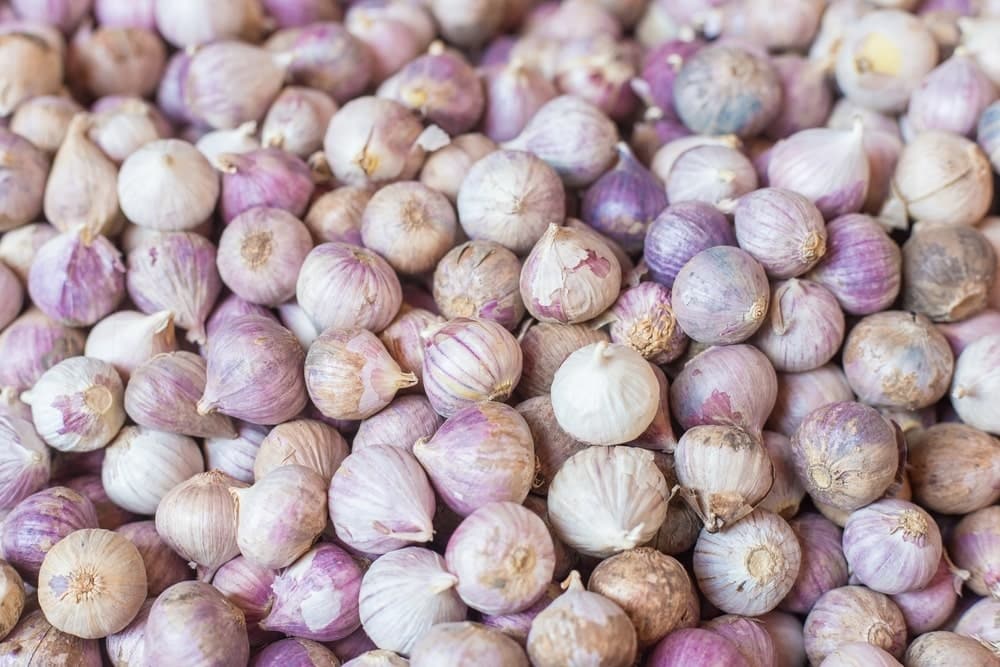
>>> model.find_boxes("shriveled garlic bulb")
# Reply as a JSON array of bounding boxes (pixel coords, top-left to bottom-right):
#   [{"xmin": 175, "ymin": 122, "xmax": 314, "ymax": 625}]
[
  {"xmin": 547, "ymin": 446, "xmax": 669, "ymax": 558},
  {"xmin": 693, "ymin": 509, "xmax": 802, "ymax": 616},
  {"xmin": 550, "ymin": 342, "xmax": 659, "ymax": 446},
  {"xmin": 37, "ymin": 528, "xmax": 147, "ymax": 639}
]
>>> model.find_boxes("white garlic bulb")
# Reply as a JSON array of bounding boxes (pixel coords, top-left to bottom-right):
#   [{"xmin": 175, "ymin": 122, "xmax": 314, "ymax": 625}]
[
  {"xmin": 359, "ymin": 547, "xmax": 468, "ymax": 655},
  {"xmin": 85, "ymin": 310, "xmax": 177, "ymax": 380},
  {"xmin": 547, "ymin": 446, "xmax": 669, "ymax": 558},
  {"xmin": 693, "ymin": 509, "xmax": 802, "ymax": 616},
  {"xmin": 101, "ymin": 426, "xmax": 205, "ymax": 515},
  {"xmin": 37, "ymin": 528, "xmax": 147, "ymax": 639},
  {"xmin": 21, "ymin": 356, "xmax": 126, "ymax": 453},
  {"xmin": 117, "ymin": 139, "xmax": 221, "ymax": 231},
  {"xmin": 550, "ymin": 342, "xmax": 659, "ymax": 445}
]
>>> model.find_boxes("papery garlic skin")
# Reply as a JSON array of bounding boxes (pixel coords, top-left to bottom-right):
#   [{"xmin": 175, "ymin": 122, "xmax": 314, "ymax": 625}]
[
  {"xmin": 266, "ymin": 22, "xmax": 372, "ymax": 103},
  {"xmin": 548, "ymin": 446, "xmax": 669, "ymax": 558},
  {"xmin": 0, "ymin": 223, "xmax": 59, "ymax": 283},
  {"xmin": 153, "ymin": 0, "xmax": 261, "ymax": 48},
  {"xmin": 143, "ymin": 581, "xmax": 250, "ymax": 667},
  {"xmin": 0, "ymin": 609, "xmax": 101, "ymax": 665},
  {"xmin": 0, "ymin": 560, "xmax": 25, "ymax": 641},
  {"xmin": 360, "ymin": 181, "xmax": 457, "ymax": 276},
  {"xmin": 732, "ymin": 187, "xmax": 828, "ymax": 279},
  {"xmin": 22, "ymin": 357, "xmax": 125, "ymax": 453},
  {"xmin": 0, "ymin": 128, "xmax": 50, "ymax": 232},
  {"xmin": 85, "ymin": 310, "xmax": 176, "ymax": 380},
  {"xmin": 116, "ymin": 521, "xmax": 190, "ymax": 598},
  {"xmin": 693, "ymin": 509, "xmax": 801, "ymax": 616},
  {"xmin": 262, "ymin": 86, "xmax": 338, "ymax": 158},
  {"xmin": 0, "ymin": 416, "xmax": 50, "ymax": 512},
  {"xmin": 196, "ymin": 122, "xmax": 261, "ymax": 164},
  {"xmin": 101, "ymin": 426, "xmax": 204, "ymax": 515},
  {"xmin": 517, "ymin": 322, "xmax": 610, "ymax": 399},
  {"xmin": 420, "ymin": 133, "xmax": 497, "ymax": 202},
  {"xmin": 253, "ymin": 418, "xmax": 348, "ymax": 483},
  {"xmin": 950, "ymin": 333, "xmax": 1000, "ymax": 434},
  {"xmin": 433, "ymin": 241, "xmax": 525, "ymax": 330},
  {"xmin": 803, "ymin": 586, "xmax": 907, "ymax": 664},
  {"xmin": 38, "ymin": 528, "xmax": 147, "ymax": 639},
  {"xmin": 329, "ymin": 445, "xmax": 435, "ymax": 555},
  {"xmin": 353, "ymin": 395, "xmax": 442, "ymax": 453},
  {"xmin": 550, "ymin": 342, "xmax": 658, "ymax": 446},
  {"xmin": 908, "ymin": 422, "xmax": 1000, "ymax": 514},
  {"xmin": 358, "ymin": 547, "xmax": 467, "ymax": 655},
  {"xmin": 410, "ymin": 622, "xmax": 529, "ymax": 667}
]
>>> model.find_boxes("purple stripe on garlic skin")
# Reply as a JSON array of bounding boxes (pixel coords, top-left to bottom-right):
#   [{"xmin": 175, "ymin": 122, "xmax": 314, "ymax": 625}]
[
  {"xmin": 28, "ymin": 228, "xmax": 125, "ymax": 328},
  {"xmin": 950, "ymin": 506, "xmax": 1000, "ymax": 600},
  {"xmin": 480, "ymin": 584, "xmax": 559, "ymax": 647},
  {"xmin": 105, "ymin": 599, "xmax": 153, "ymax": 667},
  {"xmin": 732, "ymin": 187, "xmax": 827, "ymax": 279},
  {"xmin": 765, "ymin": 54, "xmax": 833, "ymax": 140},
  {"xmin": 204, "ymin": 421, "xmax": 267, "ymax": 485},
  {"xmin": 0, "ymin": 415, "xmax": 51, "ymax": 512},
  {"xmin": 206, "ymin": 293, "xmax": 278, "ymax": 341},
  {"xmin": 266, "ymin": 22, "xmax": 372, "ymax": 103},
  {"xmin": 803, "ymin": 586, "xmax": 908, "ymax": 664},
  {"xmin": 480, "ymin": 61, "xmax": 557, "ymax": 144},
  {"xmin": 954, "ymin": 597, "xmax": 1000, "ymax": 648},
  {"xmin": 344, "ymin": 5, "xmax": 432, "ymax": 85},
  {"xmin": 703, "ymin": 614, "xmax": 777, "ymax": 667},
  {"xmin": 891, "ymin": 557, "xmax": 966, "ymax": 636},
  {"xmin": 262, "ymin": 86, "xmax": 338, "ymax": 158},
  {"xmin": 906, "ymin": 52, "xmax": 998, "ymax": 138},
  {"xmin": 605, "ymin": 281, "xmax": 687, "ymax": 365},
  {"xmin": 433, "ymin": 241, "xmax": 524, "ymax": 330},
  {"xmin": 646, "ymin": 627, "xmax": 750, "ymax": 667},
  {"xmin": 629, "ymin": 365, "xmax": 679, "ymax": 453},
  {"xmin": 639, "ymin": 38, "xmax": 705, "ymax": 113},
  {"xmin": 644, "ymin": 200, "xmax": 737, "ymax": 289},
  {"xmin": 353, "ymin": 394, "xmax": 443, "ymax": 453},
  {"xmin": 379, "ymin": 306, "xmax": 445, "ymax": 390},
  {"xmin": 254, "ymin": 638, "xmax": 342, "ymax": 667},
  {"xmin": 329, "ymin": 444, "xmax": 436, "ymax": 555},
  {"xmin": 211, "ymin": 554, "xmax": 277, "ymax": 646},
  {"xmin": 125, "ymin": 351, "xmax": 237, "ymax": 439},
  {"xmin": 752, "ymin": 279, "xmax": 846, "ymax": 374},
  {"xmin": 65, "ymin": 472, "xmax": 138, "ymax": 530},
  {"xmin": 304, "ymin": 186, "xmax": 371, "ymax": 246},
  {"xmin": 0, "ymin": 308, "xmax": 85, "ymax": 392},
  {"xmin": 781, "ymin": 513, "xmax": 849, "ymax": 615},
  {"xmin": 253, "ymin": 418, "xmax": 348, "ymax": 484},
  {"xmin": 216, "ymin": 148, "xmax": 315, "ymax": 224},
  {"xmin": 1, "ymin": 486, "xmax": 99, "ymax": 585}
]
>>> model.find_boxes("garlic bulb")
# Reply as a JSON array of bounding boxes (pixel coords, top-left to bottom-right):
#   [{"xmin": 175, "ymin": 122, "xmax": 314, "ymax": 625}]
[
  {"xmin": 0, "ymin": 415, "xmax": 51, "ymax": 512},
  {"xmin": 359, "ymin": 547, "xmax": 467, "ymax": 655},
  {"xmin": 154, "ymin": 0, "xmax": 262, "ymax": 48},
  {"xmin": 410, "ymin": 622, "xmax": 528, "ymax": 667},
  {"xmin": 433, "ymin": 241, "xmax": 525, "ymax": 330},
  {"xmin": 888, "ymin": 130, "xmax": 993, "ymax": 228},
  {"xmin": 117, "ymin": 139, "xmax": 221, "ymax": 232},
  {"xmin": 353, "ymin": 395, "xmax": 443, "ymax": 453},
  {"xmin": 195, "ymin": 122, "xmax": 261, "ymax": 163},
  {"xmin": 87, "ymin": 98, "xmax": 165, "ymax": 164},
  {"xmin": 905, "ymin": 631, "xmax": 999, "ymax": 667},
  {"xmin": 154, "ymin": 470, "xmax": 245, "ymax": 578},
  {"xmin": 232, "ymin": 465, "xmax": 327, "ymax": 569},
  {"xmin": 143, "ymin": 581, "xmax": 250, "ymax": 666},
  {"xmin": 547, "ymin": 446, "xmax": 669, "ymax": 558},
  {"xmin": 0, "ymin": 130, "xmax": 50, "ymax": 233},
  {"xmin": 550, "ymin": 342, "xmax": 658, "ymax": 446},
  {"xmin": 262, "ymin": 86, "xmax": 338, "ymax": 157},
  {"xmin": 519, "ymin": 224, "xmax": 622, "ymax": 324},
  {"xmin": 693, "ymin": 509, "xmax": 801, "ymax": 616},
  {"xmin": 329, "ymin": 445, "xmax": 436, "ymax": 555},
  {"xmin": 526, "ymin": 571, "xmax": 637, "ymax": 667},
  {"xmin": 803, "ymin": 586, "xmax": 907, "ymax": 664},
  {"xmin": 0, "ymin": 30, "xmax": 64, "ymax": 117},
  {"xmin": 517, "ymin": 322, "xmax": 610, "ymax": 399},
  {"xmin": 951, "ymin": 333, "xmax": 1000, "ymax": 434},
  {"xmin": 0, "ymin": 610, "xmax": 100, "ymax": 665},
  {"xmin": 22, "ymin": 357, "xmax": 125, "ymax": 453},
  {"xmin": 37, "ymin": 528, "xmax": 147, "ymax": 639},
  {"xmin": 253, "ymin": 419, "xmax": 348, "ymax": 483},
  {"xmin": 674, "ymin": 425, "xmax": 775, "ymax": 532},
  {"xmin": 116, "ymin": 521, "xmax": 190, "ymax": 598},
  {"xmin": 43, "ymin": 113, "xmax": 121, "ymax": 237},
  {"xmin": 0, "ymin": 222, "xmax": 58, "ymax": 282},
  {"xmin": 0, "ymin": 560, "xmax": 25, "ymax": 641},
  {"xmin": 85, "ymin": 310, "xmax": 176, "ymax": 380},
  {"xmin": 101, "ymin": 426, "xmax": 204, "ymax": 515}
]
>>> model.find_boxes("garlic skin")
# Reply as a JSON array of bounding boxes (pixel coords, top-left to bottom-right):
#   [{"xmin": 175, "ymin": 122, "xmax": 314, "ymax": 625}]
[
  {"xmin": 516, "ymin": 396, "xmax": 587, "ymax": 496},
  {"xmin": 262, "ymin": 86, "xmax": 338, "ymax": 158},
  {"xmin": 203, "ymin": 422, "xmax": 265, "ymax": 485},
  {"xmin": 759, "ymin": 431, "xmax": 807, "ymax": 519},
  {"xmin": 22, "ymin": 357, "xmax": 124, "ymax": 453},
  {"xmin": 517, "ymin": 322, "xmax": 610, "ymax": 399},
  {"xmin": 126, "ymin": 232, "xmax": 222, "ymax": 345},
  {"xmin": 950, "ymin": 506, "xmax": 1000, "ymax": 599},
  {"xmin": 296, "ymin": 242, "xmax": 403, "ymax": 334},
  {"xmin": 196, "ymin": 122, "xmax": 261, "ymax": 164},
  {"xmin": 28, "ymin": 229, "xmax": 125, "ymax": 328},
  {"xmin": 358, "ymin": 547, "xmax": 467, "ymax": 656},
  {"xmin": 183, "ymin": 41, "xmax": 289, "ymax": 130},
  {"xmin": 889, "ymin": 130, "xmax": 993, "ymax": 228},
  {"xmin": 732, "ymin": 187, "xmax": 828, "ymax": 279},
  {"xmin": 548, "ymin": 447, "xmax": 669, "ymax": 558},
  {"xmin": 266, "ymin": 22, "xmax": 373, "ymax": 102},
  {"xmin": 420, "ymin": 133, "xmax": 497, "ymax": 203},
  {"xmin": 951, "ymin": 333, "xmax": 1000, "ymax": 434},
  {"xmin": 550, "ymin": 342, "xmax": 658, "ymax": 446},
  {"xmin": 0, "ymin": 415, "xmax": 51, "ymax": 511},
  {"xmin": 101, "ymin": 426, "xmax": 204, "ymax": 515},
  {"xmin": 905, "ymin": 631, "xmax": 999, "ymax": 667},
  {"xmin": 143, "ymin": 581, "xmax": 250, "ymax": 667},
  {"xmin": 410, "ymin": 622, "xmax": 528, "ymax": 667},
  {"xmin": 803, "ymin": 586, "xmax": 907, "ymax": 664},
  {"xmin": 520, "ymin": 224, "xmax": 622, "ymax": 325},
  {"xmin": 0, "ymin": 609, "xmax": 101, "ymax": 666},
  {"xmin": 253, "ymin": 639, "xmax": 342, "ymax": 667},
  {"xmin": 125, "ymin": 351, "xmax": 237, "ymax": 439},
  {"xmin": 0, "ymin": 26, "xmax": 64, "ymax": 115},
  {"xmin": 343, "ymin": 651, "xmax": 409, "ymax": 667},
  {"xmin": 253, "ymin": 418, "xmax": 348, "ymax": 483},
  {"xmin": 445, "ymin": 502, "xmax": 555, "ymax": 615},
  {"xmin": 907, "ymin": 53, "xmax": 998, "ymax": 137},
  {"xmin": 675, "ymin": 425, "xmax": 774, "ymax": 532},
  {"xmin": 414, "ymin": 402, "xmax": 534, "ymax": 517},
  {"xmin": 0, "ymin": 222, "xmax": 59, "ymax": 283},
  {"xmin": 38, "ymin": 528, "xmax": 147, "ymax": 639},
  {"xmin": 791, "ymin": 401, "xmax": 900, "ymax": 511},
  {"xmin": 421, "ymin": 318, "xmax": 523, "ymax": 418},
  {"xmin": 306, "ymin": 328, "xmax": 417, "ymax": 421},
  {"xmin": 781, "ymin": 513, "xmax": 849, "ymax": 615},
  {"xmin": 153, "ymin": 0, "xmax": 261, "ymax": 48},
  {"xmin": 666, "ymin": 144, "xmax": 758, "ymax": 207},
  {"xmin": 353, "ymin": 395, "xmax": 443, "ymax": 453},
  {"xmin": 232, "ymin": 465, "xmax": 327, "ymax": 570},
  {"xmin": 456, "ymin": 149, "xmax": 566, "ymax": 255},
  {"xmin": 526, "ymin": 571, "xmax": 637, "ymax": 667},
  {"xmin": 154, "ymin": 470, "xmax": 246, "ymax": 578},
  {"xmin": 85, "ymin": 310, "xmax": 176, "ymax": 380},
  {"xmin": 117, "ymin": 139, "xmax": 220, "ymax": 232},
  {"xmin": 752, "ymin": 279, "xmax": 846, "ymax": 373},
  {"xmin": 378, "ymin": 306, "xmax": 445, "ymax": 388},
  {"xmin": 909, "ymin": 423, "xmax": 1000, "ymax": 514},
  {"xmin": 68, "ymin": 25, "xmax": 166, "ymax": 99},
  {"xmin": 0, "ymin": 129, "xmax": 50, "ymax": 232},
  {"xmin": 835, "ymin": 9, "xmax": 939, "ymax": 113},
  {"xmin": 360, "ymin": 181, "xmax": 457, "ymax": 276},
  {"xmin": 216, "ymin": 148, "xmax": 315, "ymax": 224},
  {"xmin": 329, "ymin": 445, "xmax": 436, "ymax": 555},
  {"xmin": 0, "ymin": 561, "xmax": 25, "ymax": 641},
  {"xmin": 433, "ymin": 241, "xmax": 525, "ymax": 330},
  {"xmin": 116, "ymin": 521, "xmax": 190, "ymax": 597}
]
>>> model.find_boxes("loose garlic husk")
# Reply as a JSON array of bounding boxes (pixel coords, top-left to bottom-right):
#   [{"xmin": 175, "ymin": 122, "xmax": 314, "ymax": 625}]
[
  {"xmin": 547, "ymin": 446, "xmax": 668, "ymax": 558},
  {"xmin": 359, "ymin": 547, "xmax": 467, "ymax": 656},
  {"xmin": 253, "ymin": 418, "xmax": 348, "ymax": 483},
  {"xmin": 232, "ymin": 465, "xmax": 327, "ymax": 569},
  {"xmin": 101, "ymin": 426, "xmax": 204, "ymax": 515},
  {"xmin": 154, "ymin": 470, "xmax": 246, "ymax": 578},
  {"xmin": 117, "ymin": 139, "xmax": 221, "ymax": 232},
  {"xmin": 37, "ymin": 528, "xmax": 147, "ymax": 639},
  {"xmin": 329, "ymin": 445, "xmax": 436, "ymax": 555},
  {"xmin": 693, "ymin": 509, "xmax": 802, "ymax": 616},
  {"xmin": 85, "ymin": 310, "xmax": 176, "ymax": 380},
  {"xmin": 674, "ymin": 425, "xmax": 775, "ymax": 532},
  {"xmin": 527, "ymin": 571, "xmax": 638, "ymax": 667},
  {"xmin": 22, "ymin": 357, "xmax": 125, "ymax": 453},
  {"xmin": 550, "ymin": 342, "xmax": 658, "ymax": 446}
]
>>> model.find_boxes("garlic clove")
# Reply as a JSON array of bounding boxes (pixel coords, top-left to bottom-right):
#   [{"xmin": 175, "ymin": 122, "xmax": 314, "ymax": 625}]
[{"xmin": 85, "ymin": 310, "xmax": 177, "ymax": 381}]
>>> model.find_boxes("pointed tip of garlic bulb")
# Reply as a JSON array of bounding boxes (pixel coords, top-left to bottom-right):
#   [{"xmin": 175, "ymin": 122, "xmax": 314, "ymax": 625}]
[
  {"xmin": 195, "ymin": 398, "xmax": 217, "ymax": 416},
  {"xmin": 429, "ymin": 571, "xmax": 460, "ymax": 594},
  {"xmin": 561, "ymin": 570, "xmax": 585, "ymax": 592}
]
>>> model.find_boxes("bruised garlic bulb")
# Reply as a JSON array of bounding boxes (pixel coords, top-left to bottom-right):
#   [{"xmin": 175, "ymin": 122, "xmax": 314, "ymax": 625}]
[
  {"xmin": 37, "ymin": 528, "xmax": 147, "ymax": 639},
  {"xmin": 693, "ymin": 509, "xmax": 801, "ymax": 616},
  {"xmin": 117, "ymin": 139, "xmax": 221, "ymax": 232},
  {"xmin": 548, "ymin": 447, "xmax": 669, "ymax": 558},
  {"xmin": 674, "ymin": 425, "xmax": 775, "ymax": 532},
  {"xmin": 22, "ymin": 357, "xmax": 125, "ymax": 453},
  {"xmin": 519, "ymin": 224, "xmax": 621, "ymax": 324},
  {"xmin": 85, "ymin": 310, "xmax": 176, "ymax": 380},
  {"xmin": 232, "ymin": 465, "xmax": 327, "ymax": 569},
  {"xmin": 550, "ymin": 342, "xmax": 658, "ymax": 446},
  {"xmin": 101, "ymin": 426, "xmax": 204, "ymax": 515},
  {"xmin": 527, "ymin": 571, "xmax": 637, "ymax": 667}
]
